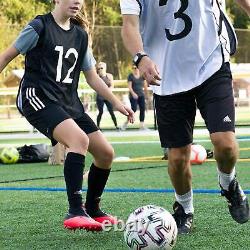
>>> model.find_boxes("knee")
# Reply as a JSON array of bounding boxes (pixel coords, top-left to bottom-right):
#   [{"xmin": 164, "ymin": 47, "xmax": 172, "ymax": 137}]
[
  {"xmin": 168, "ymin": 147, "xmax": 190, "ymax": 171},
  {"xmin": 68, "ymin": 133, "xmax": 89, "ymax": 155},
  {"xmin": 97, "ymin": 146, "xmax": 115, "ymax": 168},
  {"xmin": 212, "ymin": 136, "xmax": 238, "ymax": 159},
  {"xmin": 215, "ymin": 142, "xmax": 238, "ymax": 159}
]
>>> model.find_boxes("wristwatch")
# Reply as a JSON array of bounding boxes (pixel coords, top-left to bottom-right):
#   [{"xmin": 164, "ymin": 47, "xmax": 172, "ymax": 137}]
[{"xmin": 133, "ymin": 52, "xmax": 148, "ymax": 67}]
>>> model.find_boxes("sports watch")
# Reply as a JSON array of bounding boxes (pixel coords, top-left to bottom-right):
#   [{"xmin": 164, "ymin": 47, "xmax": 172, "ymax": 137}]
[{"xmin": 132, "ymin": 52, "xmax": 148, "ymax": 67}]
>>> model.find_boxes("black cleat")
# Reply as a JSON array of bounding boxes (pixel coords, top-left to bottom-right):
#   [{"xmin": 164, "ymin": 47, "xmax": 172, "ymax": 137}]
[
  {"xmin": 172, "ymin": 201, "xmax": 193, "ymax": 234},
  {"xmin": 221, "ymin": 178, "xmax": 249, "ymax": 224}
]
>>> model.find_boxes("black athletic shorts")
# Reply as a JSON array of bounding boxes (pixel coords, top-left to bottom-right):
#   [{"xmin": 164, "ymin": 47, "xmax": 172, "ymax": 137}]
[
  {"xmin": 20, "ymin": 87, "xmax": 98, "ymax": 146},
  {"xmin": 154, "ymin": 62, "xmax": 235, "ymax": 148}
]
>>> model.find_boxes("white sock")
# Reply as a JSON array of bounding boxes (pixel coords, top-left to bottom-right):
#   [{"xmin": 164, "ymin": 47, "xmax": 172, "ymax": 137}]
[
  {"xmin": 175, "ymin": 190, "xmax": 194, "ymax": 214},
  {"xmin": 218, "ymin": 167, "xmax": 236, "ymax": 191}
]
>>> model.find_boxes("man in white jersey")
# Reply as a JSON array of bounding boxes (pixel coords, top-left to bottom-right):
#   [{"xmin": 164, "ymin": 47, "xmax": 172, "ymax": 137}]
[{"xmin": 120, "ymin": 0, "xmax": 250, "ymax": 234}]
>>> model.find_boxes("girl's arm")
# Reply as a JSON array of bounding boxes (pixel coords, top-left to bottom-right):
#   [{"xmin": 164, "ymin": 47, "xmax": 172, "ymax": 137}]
[
  {"xmin": 84, "ymin": 68, "xmax": 134, "ymax": 123},
  {"xmin": 143, "ymin": 80, "xmax": 149, "ymax": 99},
  {"xmin": 0, "ymin": 46, "xmax": 20, "ymax": 73},
  {"xmin": 107, "ymin": 73, "xmax": 114, "ymax": 89}
]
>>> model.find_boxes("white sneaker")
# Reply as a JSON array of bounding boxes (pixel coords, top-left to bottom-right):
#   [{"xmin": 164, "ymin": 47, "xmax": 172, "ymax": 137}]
[
  {"xmin": 121, "ymin": 123, "xmax": 128, "ymax": 131},
  {"xmin": 139, "ymin": 126, "xmax": 150, "ymax": 131}
]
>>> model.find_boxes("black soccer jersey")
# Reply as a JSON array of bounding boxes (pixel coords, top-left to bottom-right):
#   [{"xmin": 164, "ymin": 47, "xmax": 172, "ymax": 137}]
[{"xmin": 17, "ymin": 13, "xmax": 89, "ymax": 118}]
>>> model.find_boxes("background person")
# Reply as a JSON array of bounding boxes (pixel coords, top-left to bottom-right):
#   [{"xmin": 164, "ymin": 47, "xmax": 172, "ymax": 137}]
[
  {"xmin": 96, "ymin": 61, "xmax": 119, "ymax": 130},
  {"xmin": 122, "ymin": 65, "xmax": 148, "ymax": 130}
]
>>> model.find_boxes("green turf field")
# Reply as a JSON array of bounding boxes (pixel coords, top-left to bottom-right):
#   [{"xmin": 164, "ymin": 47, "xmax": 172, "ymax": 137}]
[{"xmin": 0, "ymin": 137, "xmax": 250, "ymax": 250}]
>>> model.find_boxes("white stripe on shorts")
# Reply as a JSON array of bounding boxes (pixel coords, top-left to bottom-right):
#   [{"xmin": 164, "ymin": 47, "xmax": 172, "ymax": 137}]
[
  {"xmin": 32, "ymin": 88, "xmax": 45, "ymax": 108},
  {"xmin": 26, "ymin": 88, "xmax": 45, "ymax": 111}
]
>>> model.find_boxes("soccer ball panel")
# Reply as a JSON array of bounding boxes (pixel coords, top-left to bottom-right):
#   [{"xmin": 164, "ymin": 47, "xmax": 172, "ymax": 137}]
[{"xmin": 124, "ymin": 205, "xmax": 177, "ymax": 250}]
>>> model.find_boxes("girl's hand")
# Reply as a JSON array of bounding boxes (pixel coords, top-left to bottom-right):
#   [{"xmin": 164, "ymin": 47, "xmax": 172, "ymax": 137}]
[
  {"xmin": 132, "ymin": 93, "xmax": 138, "ymax": 99},
  {"xmin": 114, "ymin": 103, "xmax": 135, "ymax": 124}
]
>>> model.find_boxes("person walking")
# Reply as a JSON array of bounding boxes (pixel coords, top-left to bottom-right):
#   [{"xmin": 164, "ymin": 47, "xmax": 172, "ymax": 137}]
[
  {"xmin": 96, "ymin": 61, "xmax": 119, "ymax": 130},
  {"xmin": 122, "ymin": 65, "xmax": 148, "ymax": 130}
]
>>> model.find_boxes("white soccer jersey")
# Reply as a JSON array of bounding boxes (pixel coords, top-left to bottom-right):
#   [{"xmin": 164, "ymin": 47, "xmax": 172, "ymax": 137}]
[{"xmin": 120, "ymin": 0, "xmax": 237, "ymax": 95}]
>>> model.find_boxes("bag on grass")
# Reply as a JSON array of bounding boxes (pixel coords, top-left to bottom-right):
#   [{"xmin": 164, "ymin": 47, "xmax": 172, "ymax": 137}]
[{"xmin": 17, "ymin": 144, "xmax": 49, "ymax": 163}]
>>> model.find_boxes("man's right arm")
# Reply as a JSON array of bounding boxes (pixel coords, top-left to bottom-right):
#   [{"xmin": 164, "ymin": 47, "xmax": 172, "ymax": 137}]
[
  {"xmin": 121, "ymin": 15, "xmax": 144, "ymax": 57},
  {"xmin": 121, "ymin": 15, "xmax": 161, "ymax": 86}
]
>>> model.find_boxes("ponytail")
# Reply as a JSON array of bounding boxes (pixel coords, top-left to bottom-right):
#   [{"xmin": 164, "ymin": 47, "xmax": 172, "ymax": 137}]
[{"xmin": 71, "ymin": 5, "xmax": 89, "ymax": 32}]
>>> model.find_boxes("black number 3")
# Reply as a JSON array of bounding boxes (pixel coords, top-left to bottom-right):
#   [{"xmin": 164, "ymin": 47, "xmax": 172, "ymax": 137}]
[{"xmin": 159, "ymin": 0, "xmax": 192, "ymax": 41}]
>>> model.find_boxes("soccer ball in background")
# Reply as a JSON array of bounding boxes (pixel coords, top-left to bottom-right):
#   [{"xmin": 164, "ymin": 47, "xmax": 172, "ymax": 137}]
[
  {"xmin": 190, "ymin": 144, "xmax": 207, "ymax": 164},
  {"xmin": 124, "ymin": 205, "xmax": 177, "ymax": 250},
  {"xmin": 0, "ymin": 147, "xmax": 19, "ymax": 164}
]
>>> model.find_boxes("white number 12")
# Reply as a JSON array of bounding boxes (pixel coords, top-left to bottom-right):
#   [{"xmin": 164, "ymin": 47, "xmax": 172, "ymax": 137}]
[{"xmin": 55, "ymin": 46, "xmax": 78, "ymax": 84}]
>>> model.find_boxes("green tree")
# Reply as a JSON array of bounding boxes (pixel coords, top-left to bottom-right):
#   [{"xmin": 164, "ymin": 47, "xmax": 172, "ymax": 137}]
[
  {"xmin": 0, "ymin": 0, "xmax": 47, "ymax": 26},
  {"xmin": 226, "ymin": 0, "xmax": 250, "ymax": 28}
]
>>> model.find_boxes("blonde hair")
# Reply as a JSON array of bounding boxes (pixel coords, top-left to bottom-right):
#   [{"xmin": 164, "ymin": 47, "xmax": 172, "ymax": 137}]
[{"xmin": 71, "ymin": 5, "xmax": 89, "ymax": 32}]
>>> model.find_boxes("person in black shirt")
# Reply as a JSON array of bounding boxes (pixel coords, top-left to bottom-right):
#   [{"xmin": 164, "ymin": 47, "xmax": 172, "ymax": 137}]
[
  {"xmin": 122, "ymin": 65, "xmax": 148, "ymax": 130},
  {"xmin": 96, "ymin": 62, "xmax": 119, "ymax": 130},
  {"xmin": 0, "ymin": 0, "xmax": 134, "ymax": 231}
]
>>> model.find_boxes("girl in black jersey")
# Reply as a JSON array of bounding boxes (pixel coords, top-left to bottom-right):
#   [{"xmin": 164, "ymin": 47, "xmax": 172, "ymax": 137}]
[{"xmin": 0, "ymin": 0, "xmax": 134, "ymax": 231}]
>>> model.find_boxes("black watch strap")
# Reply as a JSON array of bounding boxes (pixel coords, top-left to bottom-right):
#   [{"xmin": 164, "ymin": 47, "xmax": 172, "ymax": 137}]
[{"xmin": 133, "ymin": 52, "xmax": 148, "ymax": 67}]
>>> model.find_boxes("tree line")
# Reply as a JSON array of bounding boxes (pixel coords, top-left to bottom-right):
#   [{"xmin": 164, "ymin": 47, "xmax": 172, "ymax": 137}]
[{"xmin": 0, "ymin": 0, "xmax": 249, "ymax": 82}]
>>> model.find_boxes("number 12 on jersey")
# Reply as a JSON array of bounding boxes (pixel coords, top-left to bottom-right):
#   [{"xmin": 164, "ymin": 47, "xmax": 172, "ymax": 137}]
[{"xmin": 55, "ymin": 46, "xmax": 78, "ymax": 84}]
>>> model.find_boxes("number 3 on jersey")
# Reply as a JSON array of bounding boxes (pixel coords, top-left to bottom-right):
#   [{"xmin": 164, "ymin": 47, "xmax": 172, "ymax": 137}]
[
  {"xmin": 159, "ymin": 0, "xmax": 192, "ymax": 41},
  {"xmin": 55, "ymin": 46, "xmax": 78, "ymax": 84}
]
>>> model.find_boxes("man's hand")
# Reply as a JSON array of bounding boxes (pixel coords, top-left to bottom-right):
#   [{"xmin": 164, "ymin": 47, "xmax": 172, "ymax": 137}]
[{"xmin": 138, "ymin": 56, "xmax": 161, "ymax": 86}]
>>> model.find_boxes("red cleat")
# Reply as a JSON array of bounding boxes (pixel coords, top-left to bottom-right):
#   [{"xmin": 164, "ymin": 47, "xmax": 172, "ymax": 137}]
[
  {"xmin": 64, "ymin": 214, "xmax": 103, "ymax": 231},
  {"xmin": 93, "ymin": 214, "xmax": 118, "ymax": 225}
]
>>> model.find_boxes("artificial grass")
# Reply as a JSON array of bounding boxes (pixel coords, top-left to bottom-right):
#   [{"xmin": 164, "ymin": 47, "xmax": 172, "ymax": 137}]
[{"xmin": 0, "ymin": 140, "xmax": 250, "ymax": 249}]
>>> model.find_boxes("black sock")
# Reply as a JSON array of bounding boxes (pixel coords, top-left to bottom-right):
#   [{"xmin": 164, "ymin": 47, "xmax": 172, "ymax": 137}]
[
  {"xmin": 64, "ymin": 152, "xmax": 85, "ymax": 213},
  {"xmin": 85, "ymin": 163, "xmax": 111, "ymax": 214}
]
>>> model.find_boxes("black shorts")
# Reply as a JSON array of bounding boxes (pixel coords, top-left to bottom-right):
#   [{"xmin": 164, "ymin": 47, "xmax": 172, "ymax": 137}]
[
  {"xmin": 155, "ymin": 63, "xmax": 235, "ymax": 148},
  {"xmin": 21, "ymin": 87, "xmax": 98, "ymax": 146}
]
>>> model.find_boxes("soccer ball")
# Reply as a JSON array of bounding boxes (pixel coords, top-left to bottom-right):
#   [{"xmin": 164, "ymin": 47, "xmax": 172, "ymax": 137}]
[
  {"xmin": 124, "ymin": 205, "xmax": 177, "ymax": 250},
  {"xmin": 0, "ymin": 147, "xmax": 19, "ymax": 164},
  {"xmin": 190, "ymin": 144, "xmax": 207, "ymax": 164}
]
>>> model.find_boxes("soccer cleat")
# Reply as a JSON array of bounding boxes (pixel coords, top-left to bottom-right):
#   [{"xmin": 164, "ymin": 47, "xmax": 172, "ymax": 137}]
[
  {"xmin": 85, "ymin": 198, "xmax": 118, "ymax": 225},
  {"xmin": 172, "ymin": 201, "xmax": 193, "ymax": 234},
  {"xmin": 64, "ymin": 208, "xmax": 103, "ymax": 231},
  {"xmin": 220, "ymin": 178, "xmax": 250, "ymax": 224},
  {"xmin": 91, "ymin": 210, "xmax": 118, "ymax": 225}
]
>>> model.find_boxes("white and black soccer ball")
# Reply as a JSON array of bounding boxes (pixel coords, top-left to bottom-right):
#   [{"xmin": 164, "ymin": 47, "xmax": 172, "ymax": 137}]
[
  {"xmin": 0, "ymin": 147, "xmax": 19, "ymax": 164},
  {"xmin": 124, "ymin": 205, "xmax": 177, "ymax": 250}
]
